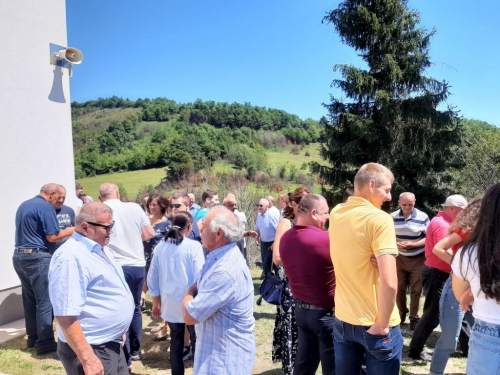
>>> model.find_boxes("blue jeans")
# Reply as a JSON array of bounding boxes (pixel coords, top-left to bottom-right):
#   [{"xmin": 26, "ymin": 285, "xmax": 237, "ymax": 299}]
[
  {"xmin": 12, "ymin": 251, "xmax": 56, "ymax": 350},
  {"xmin": 333, "ymin": 318, "xmax": 403, "ymax": 375},
  {"xmin": 466, "ymin": 319, "xmax": 500, "ymax": 374},
  {"xmin": 430, "ymin": 275, "xmax": 475, "ymax": 374},
  {"xmin": 294, "ymin": 305, "xmax": 335, "ymax": 375},
  {"xmin": 122, "ymin": 266, "xmax": 145, "ymax": 365}
]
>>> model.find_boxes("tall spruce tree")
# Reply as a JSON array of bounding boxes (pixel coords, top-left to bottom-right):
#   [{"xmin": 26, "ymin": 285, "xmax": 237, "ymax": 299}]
[{"xmin": 313, "ymin": 0, "xmax": 462, "ymax": 210}]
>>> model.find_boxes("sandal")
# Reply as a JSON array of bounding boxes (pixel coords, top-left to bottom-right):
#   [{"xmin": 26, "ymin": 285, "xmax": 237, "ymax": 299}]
[{"xmin": 153, "ymin": 327, "xmax": 170, "ymax": 341}]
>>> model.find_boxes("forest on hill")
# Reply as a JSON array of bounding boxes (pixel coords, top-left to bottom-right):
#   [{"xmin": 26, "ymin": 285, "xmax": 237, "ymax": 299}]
[{"xmin": 71, "ymin": 97, "xmax": 323, "ymax": 180}]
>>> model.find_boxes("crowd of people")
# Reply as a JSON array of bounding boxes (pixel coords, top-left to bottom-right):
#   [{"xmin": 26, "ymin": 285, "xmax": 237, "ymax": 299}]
[{"xmin": 11, "ymin": 162, "xmax": 500, "ymax": 375}]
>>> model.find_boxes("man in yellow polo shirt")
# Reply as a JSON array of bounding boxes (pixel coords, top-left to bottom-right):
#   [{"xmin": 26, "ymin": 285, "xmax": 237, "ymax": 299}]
[{"xmin": 329, "ymin": 163, "xmax": 402, "ymax": 375}]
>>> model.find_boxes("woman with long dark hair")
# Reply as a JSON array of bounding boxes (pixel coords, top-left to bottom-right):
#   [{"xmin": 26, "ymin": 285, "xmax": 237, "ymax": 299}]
[
  {"xmin": 148, "ymin": 212, "xmax": 205, "ymax": 374},
  {"xmin": 430, "ymin": 197, "xmax": 481, "ymax": 374},
  {"xmin": 451, "ymin": 183, "xmax": 500, "ymax": 374},
  {"xmin": 271, "ymin": 187, "xmax": 311, "ymax": 375}
]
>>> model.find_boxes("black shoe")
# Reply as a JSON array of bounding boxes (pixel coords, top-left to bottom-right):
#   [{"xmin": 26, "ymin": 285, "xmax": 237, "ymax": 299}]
[
  {"xmin": 410, "ymin": 319, "xmax": 419, "ymax": 331},
  {"xmin": 36, "ymin": 341, "xmax": 57, "ymax": 356},
  {"xmin": 183, "ymin": 346, "xmax": 193, "ymax": 362},
  {"xmin": 27, "ymin": 339, "xmax": 37, "ymax": 349}
]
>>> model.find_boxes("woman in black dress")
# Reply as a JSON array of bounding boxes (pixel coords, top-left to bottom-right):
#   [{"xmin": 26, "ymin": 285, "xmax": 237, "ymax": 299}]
[{"xmin": 271, "ymin": 187, "xmax": 311, "ymax": 375}]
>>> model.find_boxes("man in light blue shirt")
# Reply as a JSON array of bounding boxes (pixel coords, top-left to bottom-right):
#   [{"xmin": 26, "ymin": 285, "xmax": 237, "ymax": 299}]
[
  {"xmin": 250, "ymin": 198, "xmax": 280, "ymax": 278},
  {"xmin": 48, "ymin": 202, "xmax": 134, "ymax": 375},
  {"xmin": 182, "ymin": 207, "xmax": 255, "ymax": 375}
]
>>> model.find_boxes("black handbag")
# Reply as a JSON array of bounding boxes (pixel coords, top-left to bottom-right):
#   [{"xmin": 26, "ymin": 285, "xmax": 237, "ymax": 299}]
[{"xmin": 258, "ymin": 270, "xmax": 283, "ymax": 305}]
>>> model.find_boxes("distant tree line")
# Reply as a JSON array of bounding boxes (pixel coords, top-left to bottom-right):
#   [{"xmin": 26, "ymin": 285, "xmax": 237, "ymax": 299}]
[{"xmin": 72, "ymin": 97, "xmax": 322, "ymax": 144}]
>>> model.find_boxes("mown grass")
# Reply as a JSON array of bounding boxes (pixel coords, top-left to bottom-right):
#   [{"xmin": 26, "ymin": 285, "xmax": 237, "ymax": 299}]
[
  {"xmin": 78, "ymin": 144, "xmax": 323, "ymax": 200},
  {"xmin": 0, "ymin": 267, "xmax": 466, "ymax": 375}
]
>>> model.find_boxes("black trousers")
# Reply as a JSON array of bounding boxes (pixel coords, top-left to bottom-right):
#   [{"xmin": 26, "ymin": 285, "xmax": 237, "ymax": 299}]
[
  {"xmin": 294, "ymin": 305, "xmax": 335, "ymax": 375},
  {"xmin": 260, "ymin": 240, "xmax": 274, "ymax": 277},
  {"xmin": 408, "ymin": 265, "xmax": 449, "ymax": 357},
  {"xmin": 167, "ymin": 322, "xmax": 196, "ymax": 375},
  {"xmin": 57, "ymin": 340, "xmax": 129, "ymax": 375}
]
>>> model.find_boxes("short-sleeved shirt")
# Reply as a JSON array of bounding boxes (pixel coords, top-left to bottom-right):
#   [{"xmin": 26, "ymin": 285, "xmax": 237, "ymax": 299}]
[
  {"xmin": 280, "ymin": 225, "xmax": 335, "ymax": 310},
  {"xmin": 255, "ymin": 210, "xmax": 280, "ymax": 242},
  {"xmin": 103, "ymin": 199, "xmax": 151, "ymax": 267},
  {"xmin": 424, "ymin": 212, "xmax": 453, "ymax": 273},
  {"xmin": 194, "ymin": 208, "xmax": 208, "ymax": 223},
  {"xmin": 391, "ymin": 208, "xmax": 429, "ymax": 256},
  {"xmin": 54, "ymin": 205, "xmax": 76, "ymax": 250},
  {"xmin": 147, "ymin": 237, "xmax": 205, "ymax": 323},
  {"xmin": 15, "ymin": 195, "xmax": 60, "ymax": 252},
  {"xmin": 186, "ymin": 243, "xmax": 255, "ymax": 374},
  {"xmin": 452, "ymin": 244, "xmax": 500, "ymax": 325},
  {"xmin": 48, "ymin": 232, "xmax": 134, "ymax": 345},
  {"xmin": 329, "ymin": 196, "xmax": 400, "ymax": 327}
]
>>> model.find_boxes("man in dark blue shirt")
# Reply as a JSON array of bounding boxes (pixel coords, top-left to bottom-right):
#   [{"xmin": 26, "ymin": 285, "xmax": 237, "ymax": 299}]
[
  {"xmin": 13, "ymin": 183, "xmax": 74, "ymax": 355},
  {"xmin": 54, "ymin": 186, "xmax": 76, "ymax": 250}
]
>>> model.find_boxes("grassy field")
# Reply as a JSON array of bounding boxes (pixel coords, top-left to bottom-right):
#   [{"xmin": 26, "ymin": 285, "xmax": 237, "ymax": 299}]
[
  {"xmin": 0, "ymin": 267, "xmax": 466, "ymax": 375},
  {"xmin": 78, "ymin": 144, "xmax": 324, "ymax": 200}
]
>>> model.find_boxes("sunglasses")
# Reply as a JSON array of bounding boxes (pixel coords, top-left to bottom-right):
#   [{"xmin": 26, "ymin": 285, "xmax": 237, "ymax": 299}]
[
  {"xmin": 87, "ymin": 221, "xmax": 115, "ymax": 231},
  {"xmin": 169, "ymin": 204, "xmax": 182, "ymax": 209}
]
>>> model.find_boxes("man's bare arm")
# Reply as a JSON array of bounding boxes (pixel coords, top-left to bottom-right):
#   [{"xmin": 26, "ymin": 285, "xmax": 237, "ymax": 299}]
[
  {"xmin": 46, "ymin": 227, "xmax": 74, "ymax": 243},
  {"xmin": 369, "ymin": 254, "xmax": 398, "ymax": 335},
  {"xmin": 55, "ymin": 316, "xmax": 104, "ymax": 375},
  {"xmin": 141, "ymin": 224, "xmax": 155, "ymax": 241}
]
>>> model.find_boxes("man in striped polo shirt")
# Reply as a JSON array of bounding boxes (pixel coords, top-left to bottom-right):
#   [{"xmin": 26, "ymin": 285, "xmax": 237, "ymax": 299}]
[{"xmin": 391, "ymin": 192, "xmax": 430, "ymax": 331}]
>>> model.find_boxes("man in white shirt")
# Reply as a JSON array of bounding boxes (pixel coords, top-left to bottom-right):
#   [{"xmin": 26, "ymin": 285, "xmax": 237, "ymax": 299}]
[{"xmin": 99, "ymin": 182, "xmax": 154, "ymax": 369}]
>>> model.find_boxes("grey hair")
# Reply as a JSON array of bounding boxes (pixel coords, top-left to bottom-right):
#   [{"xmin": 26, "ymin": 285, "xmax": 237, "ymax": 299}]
[
  {"xmin": 76, "ymin": 202, "xmax": 113, "ymax": 225},
  {"xmin": 399, "ymin": 192, "xmax": 415, "ymax": 201},
  {"xmin": 259, "ymin": 198, "xmax": 270, "ymax": 206},
  {"xmin": 99, "ymin": 182, "xmax": 119, "ymax": 199},
  {"xmin": 209, "ymin": 206, "xmax": 242, "ymax": 243},
  {"xmin": 40, "ymin": 183, "xmax": 60, "ymax": 194}
]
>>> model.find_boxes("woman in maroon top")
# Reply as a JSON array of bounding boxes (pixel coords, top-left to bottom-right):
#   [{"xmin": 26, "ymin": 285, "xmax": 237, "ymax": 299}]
[
  {"xmin": 430, "ymin": 197, "xmax": 482, "ymax": 374},
  {"xmin": 271, "ymin": 187, "xmax": 311, "ymax": 375}
]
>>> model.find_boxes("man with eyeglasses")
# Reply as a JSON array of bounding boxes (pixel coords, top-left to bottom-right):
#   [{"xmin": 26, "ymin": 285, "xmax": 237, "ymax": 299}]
[
  {"xmin": 13, "ymin": 183, "xmax": 74, "ymax": 355},
  {"xmin": 390, "ymin": 192, "xmax": 430, "ymax": 331},
  {"xmin": 169, "ymin": 191, "xmax": 201, "ymax": 243},
  {"xmin": 99, "ymin": 182, "xmax": 154, "ymax": 370},
  {"xmin": 49, "ymin": 202, "xmax": 134, "ymax": 375}
]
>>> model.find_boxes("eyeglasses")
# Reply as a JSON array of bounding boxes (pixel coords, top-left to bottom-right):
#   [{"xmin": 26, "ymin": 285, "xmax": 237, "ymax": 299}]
[
  {"xmin": 169, "ymin": 204, "xmax": 182, "ymax": 209},
  {"xmin": 87, "ymin": 221, "xmax": 115, "ymax": 231}
]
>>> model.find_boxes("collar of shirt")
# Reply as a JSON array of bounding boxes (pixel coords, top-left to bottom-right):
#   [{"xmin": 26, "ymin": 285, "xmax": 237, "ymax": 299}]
[
  {"xmin": 436, "ymin": 211, "xmax": 452, "ymax": 224},
  {"xmin": 199, "ymin": 242, "xmax": 236, "ymax": 280},
  {"xmin": 73, "ymin": 231, "xmax": 108, "ymax": 255},
  {"xmin": 397, "ymin": 208, "xmax": 418, "ymax": 219}
]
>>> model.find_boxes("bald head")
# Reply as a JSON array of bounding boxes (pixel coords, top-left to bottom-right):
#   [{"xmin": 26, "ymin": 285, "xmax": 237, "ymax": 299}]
[
  {"xmin": 266, "ymin": 195, "xmax": 275, "ymax": 207},
  {"xmin": 76, "ymin": 202, "xmax": 112, "ymax": 226},
  {"xmin": 99, "ymin": 182, "xmax": 120, "ymax": 201},
  {"xmin": 223, "ymin": 194, "xmax": 237, "ymax": 212}
]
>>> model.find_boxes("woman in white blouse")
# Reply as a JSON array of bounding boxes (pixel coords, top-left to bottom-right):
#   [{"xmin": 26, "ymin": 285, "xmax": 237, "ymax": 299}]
[
  {"xmin": 147, "ymin": 212, "xmax": 205, "ymax": 375},
  {"xmin": 451, "ymin": 183, "xmax": 500, "ymax": 375}
]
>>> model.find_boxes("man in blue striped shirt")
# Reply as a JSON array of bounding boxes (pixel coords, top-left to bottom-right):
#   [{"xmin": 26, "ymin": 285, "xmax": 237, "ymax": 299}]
[
  {"xmin": 391, "ymin": 192, "xmax": 430, "ymax": 330},
  {"xmin": 182, "ymin": 207, "xmax": 255, "ymax": 375}
]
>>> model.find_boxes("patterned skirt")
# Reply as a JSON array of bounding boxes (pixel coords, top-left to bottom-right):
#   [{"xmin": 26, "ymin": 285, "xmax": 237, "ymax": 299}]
[{"xmin": 272, "ymin": 266, "xmax": 298, "ymax": 375}]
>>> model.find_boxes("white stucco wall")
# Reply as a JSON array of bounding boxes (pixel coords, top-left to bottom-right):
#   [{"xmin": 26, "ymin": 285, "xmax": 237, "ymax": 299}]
[{"xmin": 0, "ymin": 0, "xmax": 76, "ymax": 297}]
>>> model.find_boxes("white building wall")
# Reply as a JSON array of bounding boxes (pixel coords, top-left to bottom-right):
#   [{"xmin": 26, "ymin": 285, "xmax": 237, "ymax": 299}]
[{"xmin": 0, "ymin": 0, "xmax": 76, "ymax": 324}]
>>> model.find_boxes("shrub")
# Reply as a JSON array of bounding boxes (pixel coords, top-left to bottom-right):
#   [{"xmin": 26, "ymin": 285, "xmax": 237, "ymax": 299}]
[
  {"xmin": 305, "ymin": 151, "xmax": 310, "ymax": 156},
  {"xmin": 300, "ymin": 162, "xmax": 308, "ymax": 170}
]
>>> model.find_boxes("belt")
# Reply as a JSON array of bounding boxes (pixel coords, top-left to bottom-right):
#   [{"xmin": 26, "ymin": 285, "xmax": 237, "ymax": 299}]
[
  {"xmin": 90, "ymin": 340, "xmax": 123, "ymax": 350},
  {"xmin": 294, "ymin": 299, "xmax": 334, "ymax": 312},
  {"xmin": 14, "ymin": 248, "xmax": 52, "ymax": 254}
]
